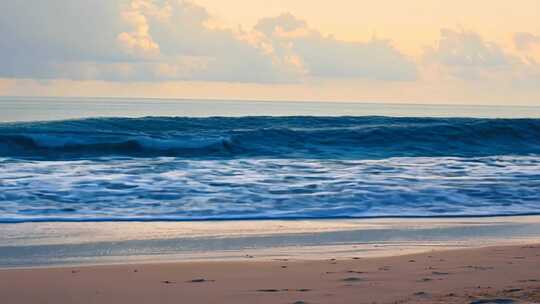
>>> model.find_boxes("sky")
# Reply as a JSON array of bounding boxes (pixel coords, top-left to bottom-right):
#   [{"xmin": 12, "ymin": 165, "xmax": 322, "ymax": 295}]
[{"xmin": 0, "ymin": 0, "xmax": 539, "ymax": 105}]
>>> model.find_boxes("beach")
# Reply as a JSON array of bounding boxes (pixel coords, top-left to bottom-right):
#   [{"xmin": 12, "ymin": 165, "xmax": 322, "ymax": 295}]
[
  {"xmin": 1, "ymin": 217, "xmax": 540, "ymax": 303},
  {"xmin": 2, "ymin": 243, "xmax": 540, "ymax": 304}
]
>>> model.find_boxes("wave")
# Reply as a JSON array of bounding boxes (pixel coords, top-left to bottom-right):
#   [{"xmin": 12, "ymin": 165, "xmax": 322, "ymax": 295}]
[
  {"xmin": 1, "ymin": 156, "xmax": 540, "ymax": 222},
  {"xmin": 1, "ymin": 116, "xmax": 540, "ymax": 159}
]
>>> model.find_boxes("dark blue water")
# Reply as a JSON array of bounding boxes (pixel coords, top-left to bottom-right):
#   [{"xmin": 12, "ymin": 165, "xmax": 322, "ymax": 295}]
[
  {"xmin": 2, "ymin": 116, "xmax": 540, "ymax": 159},
  {"xmin": 1, "ymin": 100, "xmax": 540, "ymax": 223}
]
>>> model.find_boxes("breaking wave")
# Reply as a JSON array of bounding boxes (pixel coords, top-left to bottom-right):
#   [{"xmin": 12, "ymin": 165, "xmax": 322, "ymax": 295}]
[{"xmin": 1, "ymin": 116, "xmax": 539, "ymax": 159}]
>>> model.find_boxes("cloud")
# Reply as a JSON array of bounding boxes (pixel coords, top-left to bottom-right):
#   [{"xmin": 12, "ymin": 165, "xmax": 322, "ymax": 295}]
[
  {"xmin": 0, "ymin": 0, "xmax": 289, "ymax": 83},
  {"xmin": 119, "ymin": 0, "xmax": 298, "ymax": 83},
  {"xmin": 424, "ymin": 28, "xmax": 522, "ymax": 80},
  {"xmin": 514, "ymin": 32, "xmax": 540, "ymax": 51},
  {"xmin": 0, "ymin": 1, "xmax": 416, "ymax": 83},
  {"xmin": 423, "ymin": 28, "xmax": 540, "ymax": 90},
  {"xmin": 254, "ymin": 13, "xmax": 417, "ymax": 81},
  {"xmin": 117, "ymin": 0, "xmax": 162, "ymax": 58},
  {"xmin": 0, "ymin": 1, "xmax": 129, "ymax": 78},
  {"xmin": 426, "ymin": 29, "xmax": 514, "ymax": 68}
]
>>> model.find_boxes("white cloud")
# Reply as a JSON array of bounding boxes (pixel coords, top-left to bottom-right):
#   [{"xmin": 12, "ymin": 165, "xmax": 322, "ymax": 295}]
[
  {"xmin": 426, "ymin": 29, "xmax": 514, "ymax": 68},
  {"xmin": 254, "ymin": 13, "xmax": 417, "ymax": 81},
  {"xmin": 0, "ymin": 0, "xmax": 288, "ymax": 83},
  {"xmin": 514, "ymin": 32, "xmax": 540, "ymax": 51},
  {"xmin": 423, "ymin": 28, "xmax": 540, "ymax": 90},
  {"xmin": 117, "ymin": 0, "xmax": 163, "ymax": 58},
  {"xmin": 425, "ymin": 28, "xmax": 521, "ymax": 80},
  {"xmin": 132, "ymin": 1, "xmax": 296, "ymax": 83},
  {"xmin": 0, "ymin": 1, "xmax": 417, "ymax": 83}
]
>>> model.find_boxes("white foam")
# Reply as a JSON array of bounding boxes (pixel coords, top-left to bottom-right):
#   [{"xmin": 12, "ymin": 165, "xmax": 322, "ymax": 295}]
[{"xmin": 1, "ymin": 156, "xmax": 540, "ymax": 222}]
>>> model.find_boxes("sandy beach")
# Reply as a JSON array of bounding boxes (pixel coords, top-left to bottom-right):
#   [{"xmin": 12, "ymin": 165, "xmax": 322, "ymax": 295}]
[
  {"xmin": 1, "ymin": 217, "xmax": 540, "ymax": 304},
  {"xmin": 2, "ymin": 218, "xmax": 540, "ymax": 303},
  {"xmin": 1, "ymin": 244, "xmax": 539, "ymax": 304}
]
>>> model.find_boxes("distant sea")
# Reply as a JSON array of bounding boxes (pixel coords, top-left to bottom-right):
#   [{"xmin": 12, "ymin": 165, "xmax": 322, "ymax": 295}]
[{"xmin": 1, "ymin": 96, "xmax": 540, "ymax": 223}]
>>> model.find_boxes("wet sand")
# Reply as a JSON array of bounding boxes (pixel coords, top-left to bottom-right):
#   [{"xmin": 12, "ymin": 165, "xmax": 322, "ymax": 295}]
[
  {"xmin": 1, "ymin": 244, "xmax": 540, "ymax": 304},
  {"xmin": 3, "ymin": 216, "xmax": 540, "ymax": 268}
]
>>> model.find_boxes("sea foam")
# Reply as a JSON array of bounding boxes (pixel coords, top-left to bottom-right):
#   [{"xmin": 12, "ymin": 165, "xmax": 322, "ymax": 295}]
[{"xmin": 1, "ymin": 116, "xmax": 539, "ymax": 222}]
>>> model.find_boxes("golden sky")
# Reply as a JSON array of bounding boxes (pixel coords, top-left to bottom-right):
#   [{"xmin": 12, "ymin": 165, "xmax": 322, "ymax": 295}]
[
  {"xmin": 0, "ymin": 0, "xmax": 539, "ymax": 105},
  {"xmin": 198, "ymin": 0, "xmax": 540, "ymax": 54}
]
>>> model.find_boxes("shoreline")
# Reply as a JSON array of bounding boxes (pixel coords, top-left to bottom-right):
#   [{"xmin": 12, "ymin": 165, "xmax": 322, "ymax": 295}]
[
  {"xmin": 2, "ymin": 244, "xmax": 539, "ymax": 303},
  {"xmin": 2, "ymin": 216, "xmax": 540, "ymax": 269},
  {"xmin": 4, "ymin": 212, "xmax": 540, "ymax": 224}
]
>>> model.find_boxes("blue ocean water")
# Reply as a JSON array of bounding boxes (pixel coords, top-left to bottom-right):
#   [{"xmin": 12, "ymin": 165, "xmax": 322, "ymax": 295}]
[{"xmin": 1, "ymin": 98, "xmax": 540, "ymax": 222}]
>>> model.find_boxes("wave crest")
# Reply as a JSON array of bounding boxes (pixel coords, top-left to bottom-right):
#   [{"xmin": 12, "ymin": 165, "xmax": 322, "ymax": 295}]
[{"xmin": 1, "ymin": 116, "xmax": 539, "ymax": 159}]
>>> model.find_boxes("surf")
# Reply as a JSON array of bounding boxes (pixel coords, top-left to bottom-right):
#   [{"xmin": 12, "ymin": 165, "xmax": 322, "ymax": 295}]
[{"xmin": 1, "ymin": 116, "xmax": 539, "ymax": 159}]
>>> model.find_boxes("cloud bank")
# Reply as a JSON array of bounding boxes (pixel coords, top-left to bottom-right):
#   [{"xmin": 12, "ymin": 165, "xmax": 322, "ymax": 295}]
[
  {"xmin": 514, "ymin": 32, "xmax": 540, "ymax": 51},
  {"xmin": 424, "ymin": 28, "xmax": 540, "ymax": 86},
  {"xmin": 255, "ymin": 13, "xmax": 417, "ymax": 81},
  {"xmin": 0, "ymin": 0, "xmax": 538, "ymax": 105},
  {"xmin": 0, "ymin": 0, "xmax": 415, "ymax": 83}
]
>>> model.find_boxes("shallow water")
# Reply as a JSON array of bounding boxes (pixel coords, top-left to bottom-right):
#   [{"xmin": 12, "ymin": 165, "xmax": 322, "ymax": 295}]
[{"xmin": 1, "ymin": 218, "xmax": 540, "ymax": 268}]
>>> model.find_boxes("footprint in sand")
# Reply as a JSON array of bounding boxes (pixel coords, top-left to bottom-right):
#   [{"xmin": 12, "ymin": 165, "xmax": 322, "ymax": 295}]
[
  {"xmin": 256, "ymin": 288, "xmax": 311, "ymax": 293},
  {"xmin": 469, "ymin": 299, "xmax": 516, "ymax": 304},
  {"xmin": 414, "ymin": 291, "xmax": 430, "ymax": 298},
  {"xmin": 257, "ymin": 289, "xmax": 279, "ymax": 292},
  {"xmin": 432, "ymin": 271, "xmax": 450, "ymax": 275},
  {"xmin": 187, "ymin": 278, "xmax": 215, "ymax": 283}
]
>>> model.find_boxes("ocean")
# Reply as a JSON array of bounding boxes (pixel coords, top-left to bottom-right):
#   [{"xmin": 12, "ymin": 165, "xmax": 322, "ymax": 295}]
[{"xmin": 1, "ymin": 97, "xmax": 540, "ymax": 223}]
